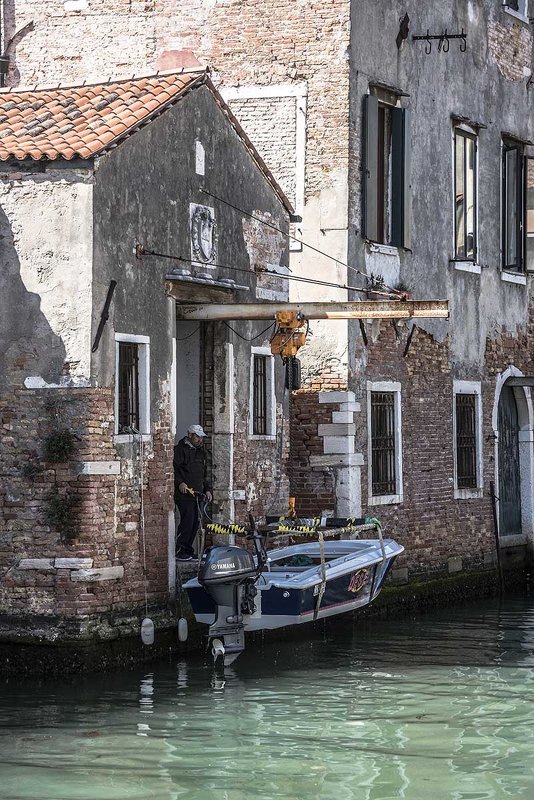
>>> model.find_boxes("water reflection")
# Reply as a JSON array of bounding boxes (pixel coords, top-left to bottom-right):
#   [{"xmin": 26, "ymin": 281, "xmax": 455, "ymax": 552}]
[{"xmin": 1, "ymin": 598, "xmax": 534, "ymax": 799}]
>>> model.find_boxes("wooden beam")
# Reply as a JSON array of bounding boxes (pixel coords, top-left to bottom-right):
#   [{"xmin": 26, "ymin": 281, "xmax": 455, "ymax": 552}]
[{"xmin": 175, "ymin": 299, "xmax": 449, "ymax": 321}]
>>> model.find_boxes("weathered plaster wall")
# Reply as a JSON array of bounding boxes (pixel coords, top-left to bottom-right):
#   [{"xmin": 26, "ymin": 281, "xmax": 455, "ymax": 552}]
[
  {"xmin": 5, "ymin": 0, "xmax": 352, "ymax": 384},
  {"xmin": 348, "ymin": 0, "xmax": 533, "ymax": 366},
  {"xmin": 0, "ymin": 164, "xmax": 93, "ymax": 386},
  {"xmin": 92, "ymin": 84, "xmax": 289, "ymax": 408},
  {"xmin": 1, "ymin": 82, "xmax": 290, "ymax": 647}
]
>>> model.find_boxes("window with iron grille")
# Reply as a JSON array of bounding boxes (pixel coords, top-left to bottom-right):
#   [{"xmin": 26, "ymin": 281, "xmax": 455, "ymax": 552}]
[
  {"xmin": 115, "ymin": 334, "xmax": 150, "ymax": 438},
  {"xmin": 455, "ymin": 393, "xmax": 477, "ymax": 489},
  {"xmin": 454, "ymin": 128, "xmax": 477, "ymax": 261},
  {"xmin": 118, "ymin": 342, "xmax": 140, "ymax": 433},
  {"xmin": 252, "ymin": 354, "xmax": 268, "ymax": 435},
  {"xmin": 370, "ymin": 391, "xmax": 397, "ymax": 495}
]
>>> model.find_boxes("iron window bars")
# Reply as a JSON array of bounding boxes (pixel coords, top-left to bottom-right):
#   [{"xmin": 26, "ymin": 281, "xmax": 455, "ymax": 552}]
[
  {"xmin": 253, "ymin": 354, "xmax": 268, "ymax": 436},
  {"xmin": 455, "ymin": 393, "xmax": 477, "ymax": 489},
  {"xmin": 118, "ymin": 342, "xmax": 140, "ymax": 433},
  {"xmin": 371, "ymin": 391, "xmax": 397, "ymax": 495}
]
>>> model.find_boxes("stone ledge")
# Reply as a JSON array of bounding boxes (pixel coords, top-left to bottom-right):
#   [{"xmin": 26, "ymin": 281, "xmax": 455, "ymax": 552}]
[
  {"xmin": 339, "ymin": 401, "xmax": 361, "ymax": 412},
  {"xmin": 309, "ymin": 453, "xmax": 364, "ymax": 468},
  {"xmin": 54, "ymin": 558, "xmax": 93, "ymax": 570},
  {"xmin": 318, "ymin": 391, "xmax": 356, "ymax": 404},
  {"xmin": 323, "ymin": 436, "xmax": 355, "ymax": 454},
  {"xmin": 18, "ymin": 559, "xmax": 55, "ymax": 571},
  {"xmin": 318, "ymin": 423, "xmax": 356, "ymax": 437},
  {"xmin": 332, "ymin": 411, "xmax": 354, "ymax": 423},
  {"xmin": 78, "ymin": 461, "xmax": 121, "ymax": 475},
  {"xmin": 70, "ymin": 566, "xmax": 124, "ymax": 582}
]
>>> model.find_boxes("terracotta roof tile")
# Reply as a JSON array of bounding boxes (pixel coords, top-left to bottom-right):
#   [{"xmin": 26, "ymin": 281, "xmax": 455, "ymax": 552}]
[
  {"xmin": 0, "ymin": 70, "xmax": 206, "ymax": 162},
  {"xmin": 0, "ymin": 69, "xmax": 293, "ymax": 213}
]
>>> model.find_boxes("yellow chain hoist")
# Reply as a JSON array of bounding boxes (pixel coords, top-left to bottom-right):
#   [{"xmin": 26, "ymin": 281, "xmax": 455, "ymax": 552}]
[{"xmin": 270, "ymin": 311, "xmax": 308, "ymax": 358}]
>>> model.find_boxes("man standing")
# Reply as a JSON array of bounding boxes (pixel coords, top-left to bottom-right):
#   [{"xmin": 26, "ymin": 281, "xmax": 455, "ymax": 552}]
[{"xmin": 174, "ymin": 424, "xmax": 212, "ymax": 561}]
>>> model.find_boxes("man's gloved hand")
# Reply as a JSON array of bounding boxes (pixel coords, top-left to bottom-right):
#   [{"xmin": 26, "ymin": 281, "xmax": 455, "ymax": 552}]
[
  {"xmin": 205, "ymin": 490, "xmax": 213, "ymax": 503},
  {"xmin": 178, "ymin": 482, "xmax": 189, "ymax": 494}
]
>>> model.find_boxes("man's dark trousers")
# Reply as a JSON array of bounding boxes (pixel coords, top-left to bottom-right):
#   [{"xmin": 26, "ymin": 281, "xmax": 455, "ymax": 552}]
[{"xmin": 175, "ymin": 493, "xmax": 199, "ymax": 557}]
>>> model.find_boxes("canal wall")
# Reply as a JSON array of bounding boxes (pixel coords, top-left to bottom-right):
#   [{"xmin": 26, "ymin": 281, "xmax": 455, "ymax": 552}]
[{"xmin": 2, "ymin": 562, "xmax": 527, "ymax": 680}]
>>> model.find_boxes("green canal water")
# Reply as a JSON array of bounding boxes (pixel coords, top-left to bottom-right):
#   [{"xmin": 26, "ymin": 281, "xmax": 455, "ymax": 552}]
[{"xmin": 2, "ymin": 597, "xmax": 534, "ymax": 800}]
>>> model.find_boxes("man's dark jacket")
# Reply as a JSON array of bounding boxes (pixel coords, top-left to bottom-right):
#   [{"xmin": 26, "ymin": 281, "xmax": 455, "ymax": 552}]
[{"xmin": 173, "ymin": 437, "xmax": 211, "ymax": 501}]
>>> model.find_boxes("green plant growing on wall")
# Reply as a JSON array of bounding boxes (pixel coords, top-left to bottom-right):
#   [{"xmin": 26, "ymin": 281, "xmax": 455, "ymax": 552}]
[
  {"xmin": 44, "ymin": 429, "xmax": 76, "ymax": 462},
  {"xmin": 21, "ymin": 460, "xmax": 44, "ymax": 481},
  {"xmin": 46, "ymin": 490, "xmax": 79, "ymax": 542}
]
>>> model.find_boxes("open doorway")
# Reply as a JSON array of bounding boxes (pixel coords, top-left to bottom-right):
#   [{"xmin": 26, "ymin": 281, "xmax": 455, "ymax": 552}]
[
  {"xmin": 492, "ymin": 367, "xmax": 534, "ymax": 545},
  {"xmin": 498, "ymin": 385, "xmax": 522, "ymax": 536},
  {"xmin": 175, "ymin": 321, "xmax": 201, "ymax": 440}
]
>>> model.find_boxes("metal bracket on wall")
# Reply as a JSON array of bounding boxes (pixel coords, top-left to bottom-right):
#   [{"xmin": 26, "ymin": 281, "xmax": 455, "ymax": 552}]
[
  {"xmin": 396, "ymin": 13, "xmax": 410, "ymax": 50},
  {"xmin": 91, "ymin": 280, "xmax": 117, "ymax": 353},
  {"xmin": 412, "ymin": 28, "xmax": 467, "ymax": 55}
]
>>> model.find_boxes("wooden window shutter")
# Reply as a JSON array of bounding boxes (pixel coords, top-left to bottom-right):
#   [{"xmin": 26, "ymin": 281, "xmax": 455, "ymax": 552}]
[
  {"xmin": 363, "ymin": 94, "xmax": 379, "ymax": 242},
  {"xmin": 525, "ymin": 156, "xmax": 534, "ymax": 273},
  {"xmin": 391, "ymin": 107, "xmax": 412, "ymax": 250}
]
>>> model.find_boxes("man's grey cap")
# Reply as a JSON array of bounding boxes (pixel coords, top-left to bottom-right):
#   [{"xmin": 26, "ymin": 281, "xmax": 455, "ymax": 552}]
[{"xmin": 188, "ymin": 424, "xmax": 207, "ymax": 437}]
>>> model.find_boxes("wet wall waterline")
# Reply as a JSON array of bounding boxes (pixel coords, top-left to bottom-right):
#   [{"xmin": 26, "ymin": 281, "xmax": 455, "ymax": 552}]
[{"xmin": 2, "ymin": 565, "xmax": 529, "ymax": 683}]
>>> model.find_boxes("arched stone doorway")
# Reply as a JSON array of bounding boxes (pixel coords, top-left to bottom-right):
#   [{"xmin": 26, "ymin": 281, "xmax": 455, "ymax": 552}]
[
  {"xmin": 498, "ymin": 385, "xmax": 521, "ymax": 535},
  {"xmin": 492, "ymin": 367, "xmax": 534, "ymax": 545}
]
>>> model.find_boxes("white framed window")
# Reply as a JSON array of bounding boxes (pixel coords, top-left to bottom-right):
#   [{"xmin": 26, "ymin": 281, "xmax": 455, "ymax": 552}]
[
  {"xmin": 503, "ymin": 1, "xmax": 529, "ymax": 23},
  {"xmin": 367, "ymin": 381, "xmax": 403, "ymax": 505},
  {"xmin": 453, "ymin": 124, "xmax": 478, "ymax": 266},
  {"xmin": 362, "ymin": 87, "xmax": 412, "ymax": 250},
  {"xmin": 453, "ymin": 381, "xmax": 483, "ymax": 499},
  {"xmin": 501, "ymin": 138, "xmax": 534, "ymax": 275},
  {"xmin": 114, "ymin": 333, "xmax": 151, "ymax": 442},
  {"xmin": 249, "ymin": 347, "xmax": 276, "ymax": 439}
]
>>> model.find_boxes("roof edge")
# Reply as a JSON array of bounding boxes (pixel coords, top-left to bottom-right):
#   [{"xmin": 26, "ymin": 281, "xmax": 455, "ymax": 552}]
[{"xmin": 0, "ymin": 66, "xmax": 208, "ymax": 94}]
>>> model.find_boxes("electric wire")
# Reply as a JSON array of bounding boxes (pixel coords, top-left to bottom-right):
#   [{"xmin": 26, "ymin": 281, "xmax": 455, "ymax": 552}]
[
  {"xmin": 175, "ymin": 324, "xmax": 201, "ymax": 340},
  {"xmin": 200, "ymin": 187, "xmax": 406, "ymax": 297},
  {"xmin": 140, "ymin": 246, "xmax": 401, "ymax": 300},
  {"xmin": 223, "ymin": 321, "xmax": 275, "ymax": 342}
]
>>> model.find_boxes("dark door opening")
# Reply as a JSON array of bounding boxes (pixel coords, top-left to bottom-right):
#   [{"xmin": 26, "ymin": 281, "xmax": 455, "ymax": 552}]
[{"xmin": 498, "ymin": 385, "xmax": 522, "ymax": 536}]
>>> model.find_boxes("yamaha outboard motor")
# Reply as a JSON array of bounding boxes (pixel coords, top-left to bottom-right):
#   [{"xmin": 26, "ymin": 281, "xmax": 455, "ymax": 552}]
[{"xmin": 198, "ymin": 537, "xmax": 264, "ymax": 666}]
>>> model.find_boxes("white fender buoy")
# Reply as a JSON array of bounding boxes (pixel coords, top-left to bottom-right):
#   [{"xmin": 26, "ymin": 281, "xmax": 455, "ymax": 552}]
[
  {"xmin": 211, "ymin": 638, "xmax": 225, "ymax": 659},
  {"xmin": 141, "ymin": 617, "xmax": 155, "ymax": 645},
  {"xmin": 178, "ymin": 617, "xmax": 188, "ymax": 642}
]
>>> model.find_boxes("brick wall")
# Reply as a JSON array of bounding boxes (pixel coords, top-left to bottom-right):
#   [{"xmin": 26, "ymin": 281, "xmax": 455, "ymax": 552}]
[
  {"xmin": 359, "ymin": 319, "xmax": 534, "ymax": 579},
  {"xmin": 0, "ymin": 382, "xmax": 174, "ymax": 641},
  {"xmin": 289, "ymin": 390, "xmax": 336, "ymax": 516},
  {"xmin": 7, "ymin": 0, "xmax": 350, "ymax": 202}
]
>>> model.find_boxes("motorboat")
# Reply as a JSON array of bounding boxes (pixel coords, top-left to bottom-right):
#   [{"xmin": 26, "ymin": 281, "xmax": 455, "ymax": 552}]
[{"xmin": 182, "ymin": 516, "xmax": 403, "ymax": 666}]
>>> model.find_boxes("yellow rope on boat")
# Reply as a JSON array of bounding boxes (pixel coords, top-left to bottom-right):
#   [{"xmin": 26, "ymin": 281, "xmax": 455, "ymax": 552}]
[
  {"xmin": 206, "ymin": 523, "xmax": 247, "ymax": 536},
  {"xmin": 271, "ymin": 524, "xmax": 318, "ymax": 534}
]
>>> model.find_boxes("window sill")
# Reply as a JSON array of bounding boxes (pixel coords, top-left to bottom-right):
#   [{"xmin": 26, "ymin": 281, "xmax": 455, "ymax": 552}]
[
  {"xmin": 114, "ymin": 433, "xmax": 152, "ymax": 444},
  {"xmin": 501, "ymin": 271, "xmax": 527, "ymax": 285},
  {"xmin": 248, "ymin": 434, "xmax": 277, "ymax": 442},
  {"xmin": 451, "ymin": 260, "xmax": 481, "ymax": 275},
  {"xmin": 454, "ymin": 487, "xmax": 483, "ymax": 500},
  {"xmin": 368, "ymin": 493, "xmax": 403, "ymax": 506},
  {"xmin": 503, "ymin": 6, "xmax": 529, "ymax": 24},
  {"xmin": 366, "ymin": 242, "xmax": 400, "ymax": 256}
]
